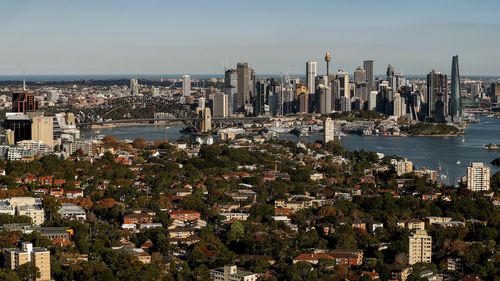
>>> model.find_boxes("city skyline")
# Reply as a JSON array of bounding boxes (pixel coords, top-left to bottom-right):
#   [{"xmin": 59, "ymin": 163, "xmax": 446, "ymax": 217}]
[{"xmin": 1, "ymin": 0, "xmax": 500, "ymax": 76}]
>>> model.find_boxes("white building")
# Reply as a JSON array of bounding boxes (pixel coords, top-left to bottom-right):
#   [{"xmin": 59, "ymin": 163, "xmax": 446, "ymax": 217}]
[
  {"xmin": 58, "ymin": 203, "xmax": 86, "ymax": 221},
  {"xmin": 210, "ymin": 265, "xmax": 258, "ymax": 281},
  {"xmin": 182, "ymin": 75, "xmax": 191, "ymax": 97},
  {"xmin": 323, "ymin": 117, "xmax": 335, "ymax": 143},
  {"xmin": 306, "ymin": 61, "xmax": 317, "ymax": 94},
  {"xmin": 466, "ymin": 162, "xmax": 490, "ymax": 191}
]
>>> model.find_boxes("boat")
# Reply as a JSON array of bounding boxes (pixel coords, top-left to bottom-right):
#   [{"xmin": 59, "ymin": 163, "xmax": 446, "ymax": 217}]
[
  {"xmin": 461, "ymin": 135, "xmax": 465, "ymax": 142},
  {"xmin": 456, "ymin": 160, "xmax": 461, "ymax": 165}
]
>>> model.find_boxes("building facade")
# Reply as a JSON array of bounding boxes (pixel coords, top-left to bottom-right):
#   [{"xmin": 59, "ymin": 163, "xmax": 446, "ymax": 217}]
[
  {"xmin": 409, "ymin": 229, "xmax": 432, "ymax": 265},
  {"xmin": 466, "ymin": 162, "xmax": 490, "ymax": 191},
  {"xmin": 3, "ymin": 242, "xmax": 51, "ymax": 281}
]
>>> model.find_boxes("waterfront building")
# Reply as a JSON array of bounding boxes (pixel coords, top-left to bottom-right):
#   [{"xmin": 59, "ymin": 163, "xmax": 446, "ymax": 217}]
[
  {"xmin": 466, "ymin": 162, "xmax": 490, "ymax": 191},
  {"xmin": 3, "ymin": 242, "xmax": 51, "ymax": 281},
  {"xmin": 363, "ymin": 60, "xmax": 374, "ymax": 91},
  {"xmin": 182, "ymin": 75, "xmax": 191, "ymax": 97},
  {"xmin": 409, "ymin": 229, "xmax": 432, "ymax": 265},
  {"xmin": 450, "ymin": 55, "xmax": 462, "ymax": 121},
  {"xmin": 323, "ymin": 117, "xmax": 334, "ymax": 143},
  {"xmin": 306, "ymin": 61, "xmax": 317, "ymax": 95}
]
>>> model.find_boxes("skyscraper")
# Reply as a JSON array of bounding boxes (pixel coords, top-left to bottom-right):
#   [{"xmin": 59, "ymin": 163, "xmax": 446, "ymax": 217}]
[
  {"xmin": 409, "ymin": 229, "xmax": 432, "ymax": 265},
  {"xmin": 306, "ymin": 61, "xmax": 317, "ymax": 95},
  {"xmin": 323, "ymin": 117, "xmax": 334, "ymax": 143},
  {"xmin": 213, "ymin": 94, "xmax": 229, "ymax": 118},
  {"xmin": 182, "ymin": 75, "xmax": 191, "ymax": 97},
  {"xmin": 449, "ymin": 55, "xmax": 461, "ymax": 121},
  {"xmin": 236, "ymin": 62, "xmax": 253, "ymax": 111},
  {"xmin": 466, "ymin": 162, "xmax": 490, "ymax": 191},
  {"xmin": 426, "ymin": 70, "xmax": 448, "ymax": 122},
  {"xmin": 130, "ymin": 78, "xmax": 139, "ymax": 96},
  {"xmin": 354, "ymin": 66, "xmax": 366, "ymax": 84},
  {"xmin": 363, "ymin": 60, "xmax": 374, "ymax": 91},
  {"xmin": 224, "ymin": 69, "xmax": 237, "ymax": 115}
]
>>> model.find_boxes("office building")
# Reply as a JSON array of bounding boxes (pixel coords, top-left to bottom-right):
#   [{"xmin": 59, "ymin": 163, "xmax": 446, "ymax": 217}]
[
  {"xmin": 3, "ymin": 242, "xmax": 51, "ymax": 281},
  {"xmin": 182, "ymin": 75, "xmax": 191, "ymax": 97},
  {"xmin": 317, "ymin": 84, "xmax": 332, "ymax": 114},
  {"xmin": 490, "ymin": 82, "xmax": 500, "ymax": 103},
  {"xmin": 213, "ymin": 94, "xmax": 229, "ymax": 118},
  {"xmin": 12, "ymin": 92, "xmax": 38, "ymax": 113},
  {"xmin": 254, "ymin": 80, "xmax": 268, "ymax": 116},
  {"xmin": 306, "ymin": 61, "xmax": 317, "ymax": 94},
  {"xmin": 466, "ymin": 162, "xmax": 490, "ymax": 191},
  {"xmin": 224, "ymin": 69, "xmax": 238, "ymax": 115},
  {"xmin": 427, "ymin": 70, "xmax": 448, "ymax": 122},
  {"xmin": 31, "ymin": 116, "xmax": 54, "ymax": 148},
  {"xmin": 449, "ymin": 55, "xmax": 461, "ymax": 121},
  {"xmin": 363, "ymin": 60, "xmax": 374, "ymax": 91},
  {"xmin": 236, "ymin": 62, "xmax": 253, "ymax": 110},
  {"xmin": 3, "ymin": 113, "xmax": 32, "ymax": 144},
  {"xmin": 393, "ymin": 93, "xmax": 406, "ymax": 118},
  {"xmin": 210, "ymin": 265, "xmax": 258, "ymax": 281},
  {"xmin": 368, "ymin": 91, "xmax": 378, "ymax": 111},
  {"xmin": 409, "ymin": 229, "xmax": 432, "ymax": 265},
  {"xmin": 354, "ymin": 66, "xmax": 366, "ymax": 84},
  {"xmin": 323, "ymin": 117, "xmax": 334, "ymax": 143}
]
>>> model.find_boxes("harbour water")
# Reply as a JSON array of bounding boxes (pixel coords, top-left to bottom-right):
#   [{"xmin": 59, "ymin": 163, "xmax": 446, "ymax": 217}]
[{"xmin": 85, "ymin": 117, "xmax": 500, "ymax": 184}]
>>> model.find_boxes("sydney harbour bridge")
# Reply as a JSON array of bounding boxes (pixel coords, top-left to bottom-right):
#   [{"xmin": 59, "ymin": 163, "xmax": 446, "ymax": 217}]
[{"xmin": 73, "ymin": 95, "xmax": 270, "ymax": 132}]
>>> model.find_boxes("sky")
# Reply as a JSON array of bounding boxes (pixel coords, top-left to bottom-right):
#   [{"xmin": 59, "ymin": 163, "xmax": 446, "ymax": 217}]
[{"xmin": 1, "ymin": 0, "xmax": 500, "ymax": 76}]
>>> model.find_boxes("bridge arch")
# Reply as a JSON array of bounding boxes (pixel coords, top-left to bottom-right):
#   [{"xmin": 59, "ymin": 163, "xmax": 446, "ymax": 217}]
[{"xmin": 74, "ymin": 96, "xmax": 200, "ymax": 131}]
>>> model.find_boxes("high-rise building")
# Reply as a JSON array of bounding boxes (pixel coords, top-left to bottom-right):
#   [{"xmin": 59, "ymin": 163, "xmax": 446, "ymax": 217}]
[
  {"xmin": 182, "ymin": 75, "xmax": 191, "ymax": 97},
  {"xmin": 236, "ymin": 62, "xmax": 253, "ymax": 110},
  {"xmin": 450, "ymin": 55, "xmax": 461, "ymax": 121},
  {"xmin": 393, "ymin": 93, "xmax": 406, "ymax": 118},
  {"xmin": 254, "ymin": 80, "xmax": 268, "ymax": 116},
  {"xmin": 490, "ymin": 83, "xmax": 500, "ymax": 103},
  {"xmin": 12, "ymin": 92, "xmax": 38, "ymax": 113},
  {"xmin": 426, "ymin": 70, "xmax": 448, "ymax": 122},
  {"xmin": 368, "ymin": 91, "xmax": 378, "ymax": 111},
  {"xmin": 224, "ymin": 69, "xmax": 238, "ymax": 115},
  {"xmin": 213, "ymin": 94, "xmax": 229, "ymax": 118},
  {"xmin": 3, "ymin": 242, "xmax": 51, "ymax": 281},
  {"xmin": 3, "ymin": 113, "xmax": 32, "ymax": 144},
  {"xmin": 202, "ymin": 107, "xmax": 212, "ymax": 133},
  {"xmin": 363, "ymin": 60, "xmax": 374, "ymax": 91},
  {"xmin": 354, "ymin": 66, "xmax": 366, "ymax": 84},
  {"xmin": 466, "ymin": 162, "xmax": 490, "ymax": 191},
  {"xmin": 317, "ymin": 84, "xmax": 332, "ymax": 114},
  {"xmin": 31, "ymin": 116, "xmax": 54, "ymax": 149},
  {"xmin": 409, "ymin": 229, "xmax": 432, "ymax": 265},
  {"xmin": 323, "ymin": 117, "xmax": 334, "ymax": 143},
  {"xmin": 306, "ymin": 61, "xmax": 317, "ymax": 95},
  {"xmin": 130, "ymin": 78, "xmax": 139, "ymax": 96},
  {"xmin": 386, "ymin": 64, "xmax": 398, "ymax": 90}
]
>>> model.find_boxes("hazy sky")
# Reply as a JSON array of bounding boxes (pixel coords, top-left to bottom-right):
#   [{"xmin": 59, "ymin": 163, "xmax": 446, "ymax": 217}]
[{"xmin": 1, "ymin": 0, "xmax": 500, "ymax": 76}]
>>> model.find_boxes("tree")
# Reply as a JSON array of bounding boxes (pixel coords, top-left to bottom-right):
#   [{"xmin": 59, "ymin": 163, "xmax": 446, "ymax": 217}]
[
  {"xmin": 0, "ymin": 269, "xmax": 21, "ymax": 281},
  {"xmin": 17, "ymin": 263, "xmax": 40, "ymax": 281},
  {"xmin": 227, "ymin": 221, "xmax": 245, "ymax": 242}
]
